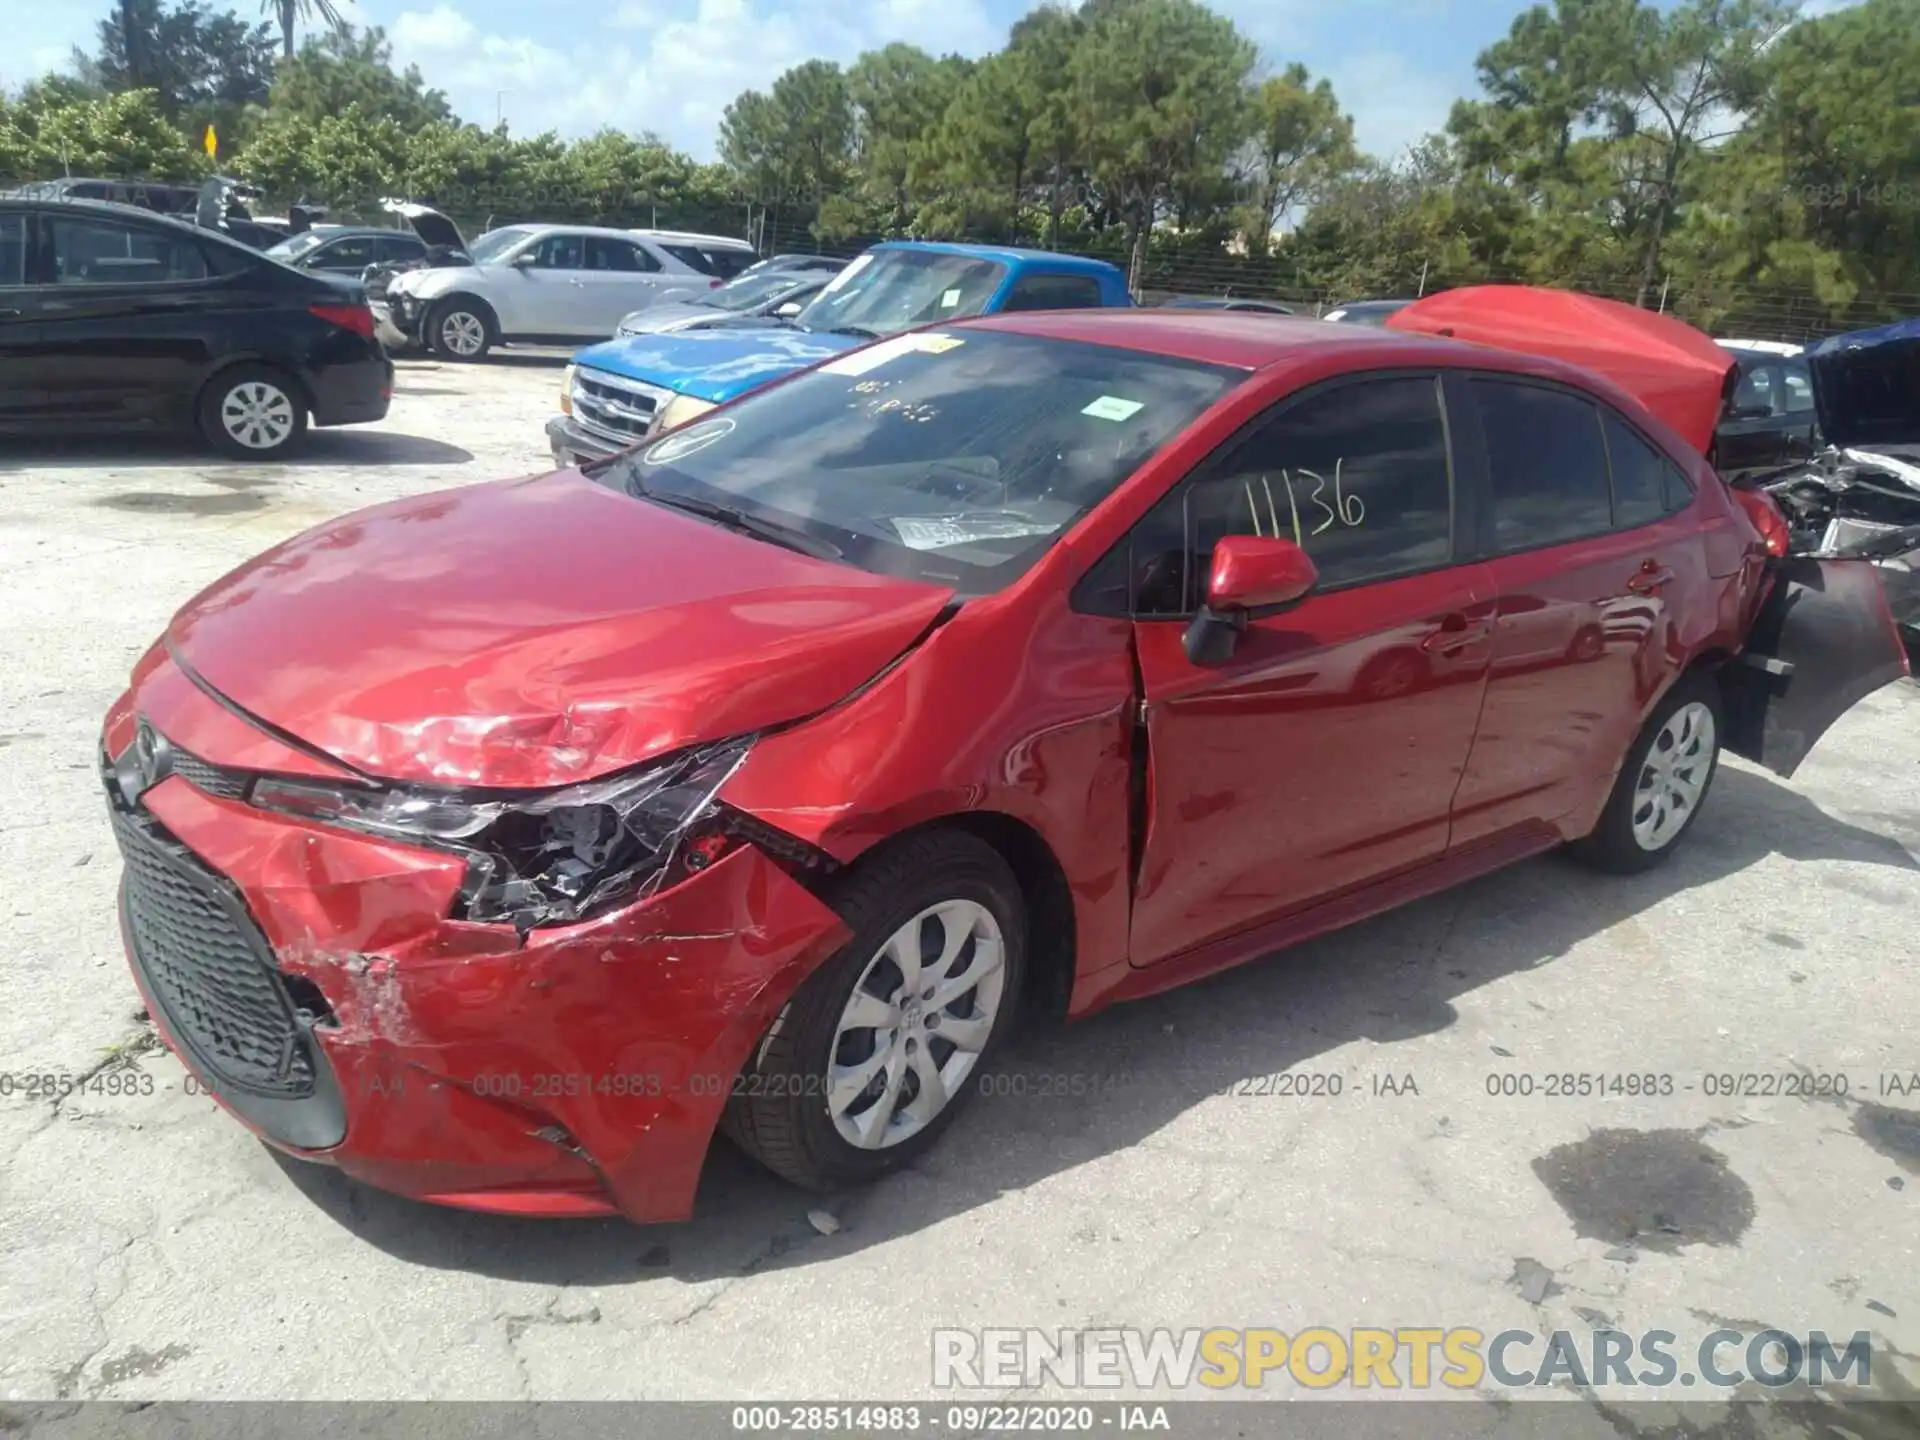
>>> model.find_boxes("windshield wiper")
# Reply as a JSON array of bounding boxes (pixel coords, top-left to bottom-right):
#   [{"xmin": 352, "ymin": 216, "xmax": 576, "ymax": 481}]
[
  {"xmin": 639, "ymin": 487, "xmax": 842, "ymax": 561},
  {"xmin": 824, "ymin": 325, "xmax": 878, "ymax": 339}
]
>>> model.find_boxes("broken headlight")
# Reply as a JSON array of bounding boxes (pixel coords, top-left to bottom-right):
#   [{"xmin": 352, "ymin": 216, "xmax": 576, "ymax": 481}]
[{"xmin": 252, "ymin": 739, "xmax": 750, "ymax": 929}]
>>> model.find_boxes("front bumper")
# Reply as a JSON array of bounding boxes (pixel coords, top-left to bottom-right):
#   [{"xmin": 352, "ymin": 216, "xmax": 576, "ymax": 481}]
[
  {"xmin": 547, "ymin": 414, "xmax": 628, "ymax": 469},
  {"xmin": 102, "ymin": 667, "xmax": 850, "ymax": 1223}
]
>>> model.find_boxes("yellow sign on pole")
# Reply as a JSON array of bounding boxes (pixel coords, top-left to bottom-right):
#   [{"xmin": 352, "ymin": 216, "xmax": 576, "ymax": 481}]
[{"xmin": 204, "ymin": 125, "xmax": 218, "ymax": 161}]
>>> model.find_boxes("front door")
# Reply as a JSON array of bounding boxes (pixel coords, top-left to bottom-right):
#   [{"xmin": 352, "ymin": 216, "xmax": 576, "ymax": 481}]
[
  {"xmin": 1126, "ymin": 373, "xmax": 1498, "ymax": 967},
  {"xmin": 497, "ymin": 231, "xmax": 594, "ymax": 336},
  {"xmin": 574, "ymin": 236, "xmax": 671, "ymax": 334},
  {"xmin": 1446, "ymin": 374, "xmax": 1706, "ymax": 846}
]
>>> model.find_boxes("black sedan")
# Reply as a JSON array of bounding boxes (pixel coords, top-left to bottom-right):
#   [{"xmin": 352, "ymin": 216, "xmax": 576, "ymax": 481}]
[{"xmin": 0, "ymin": 197, "xmax": 391, "ymax": 458}]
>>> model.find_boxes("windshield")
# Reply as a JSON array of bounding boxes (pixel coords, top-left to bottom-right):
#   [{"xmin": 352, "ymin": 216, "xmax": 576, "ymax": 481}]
[
  {"xmin": 469, "ymin": 227, "xmax": 532, "ymax": 264},
  {"xmin": 267, "ymin": 231, "xmax": 329, "ymax": 259},
  {"xmin": 792, "ymin": 250, "xmax": 1007, "ymax": 337},
  {"xmin": 598, "ymin": 330, "xmax": 1241, "ymax": 593},
  {"xmin": 707, "ymin": 271, "xmax": 813, "ymax": 312}
]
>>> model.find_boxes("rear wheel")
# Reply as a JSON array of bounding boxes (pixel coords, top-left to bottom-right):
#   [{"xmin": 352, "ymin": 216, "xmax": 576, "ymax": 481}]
[
  {"xmin": 723, "ymin": 829, "xmax": 1025, "ymax": 1191},
  {"xmin": 1571, "ymin": 672, "xmax": 1723, "ymax": 872},
  {"xmin": 426, "ymin": 298, "xmax": 493, "ymax": 361},
  {"xmin": 197, "ymin": 366, "xmax": 308, "ymax": 459}
]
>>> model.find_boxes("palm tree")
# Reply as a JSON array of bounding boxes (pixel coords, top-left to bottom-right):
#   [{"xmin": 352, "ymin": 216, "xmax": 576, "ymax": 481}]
[{"xmin": 262, "ymin": 0, "xmax": 349, "ymax": 62}]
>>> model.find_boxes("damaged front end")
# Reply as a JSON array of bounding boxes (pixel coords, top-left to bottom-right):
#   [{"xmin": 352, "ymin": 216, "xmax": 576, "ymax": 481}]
[{"xmin": 99, "ymin": 661, "xmax": 854, "ymax": 1224}]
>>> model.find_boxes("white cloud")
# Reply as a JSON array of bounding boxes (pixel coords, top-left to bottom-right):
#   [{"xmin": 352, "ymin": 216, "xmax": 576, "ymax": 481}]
[
  {"xmin": 387, "ymin": 0, "xmax": 1002, "ymax": 154},
  {"xmin": 1315, "ymin": 50, "xmax": 1466, "ymax": 162}
]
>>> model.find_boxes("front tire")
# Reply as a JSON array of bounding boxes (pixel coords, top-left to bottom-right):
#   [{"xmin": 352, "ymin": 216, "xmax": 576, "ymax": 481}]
[
  {"xmin": 198, "ymin": 365, "xmax": 308, "ymax": 459},
  {"xmin": 723, "ymin": 829, "xmax": 1025, "ymax": 1192},
  {"xmin": 426, "ymin": 298, "xmax": 493, "ymax": 361},
  {"xmin": 1570, "ymin": 671, "xmax": 1723, "ymax": 873}
]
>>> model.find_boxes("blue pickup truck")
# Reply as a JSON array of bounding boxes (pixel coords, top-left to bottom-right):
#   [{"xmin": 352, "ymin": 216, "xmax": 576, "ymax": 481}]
[{"xmin": 545, "ymin": 240, "xmax": 1134, "ymax": 468}]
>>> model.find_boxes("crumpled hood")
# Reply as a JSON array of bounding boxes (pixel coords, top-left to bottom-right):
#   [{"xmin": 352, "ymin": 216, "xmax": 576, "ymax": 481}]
[
  {"xmin": 1805, "ymin": 318, "xmax": 1920, "ymax": 451},
  {"xmin": 572, "ymin": 326, "xmax": 856, "ymax": 404},
  {"xmin": 165, "ymin": 472, "xmax": 954, "ymax": 789}
]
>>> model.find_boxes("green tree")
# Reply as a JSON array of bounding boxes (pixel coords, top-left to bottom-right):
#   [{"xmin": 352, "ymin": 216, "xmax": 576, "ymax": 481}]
[
  {"xmin": 1068, "ymin": 0, "xmax": 1258, "ymax": 265},
  {"xmin": 0, "ymin": 86, "xmax": 203, "ymax": 181},
  {"xmin": 1240, "ymin": 64, "xmax": 1359, "ymax": 249},
  {"xmin": 260, "ymin": 0, "xmax": 349, "ymax": 63},
  {"xmin": 846, "ymin": 44, "xmax": 970, "ymax": 230},
  {"xmin": 267, "ymin": 27, "xmax": 451, "ymax": 132},
  {"xmin": 78, "ymin": 0, "xmax": 278, "ymax": 134}
]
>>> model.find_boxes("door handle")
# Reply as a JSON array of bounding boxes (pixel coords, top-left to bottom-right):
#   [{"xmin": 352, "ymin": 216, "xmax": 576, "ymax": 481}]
[
  {"xmin": 1627, "ymin": 562, "xmax": 1675, "ymax": 594},
  {"xmin": 1421, "ymin": 613, "xmax": 1491, "ymax": 652}
]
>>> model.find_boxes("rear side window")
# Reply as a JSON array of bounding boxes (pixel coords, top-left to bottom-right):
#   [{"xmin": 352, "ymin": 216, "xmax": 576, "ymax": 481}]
[
  {"xmin": 0, "ymin": 215, "xmax": 25, "ymax": 286},
  {"xmin": 375, "ymin": 234, "xmax": 425, "ymax": 262},
  {"xmin": 47, "ymin": 216, "xmax": 209, "ymax": 284},
  {"xmin": 662, "ymin": 244, "xmax": 715, "ymax": 273},
  {"xmin": 1471, "ymin": 380, "xmax": 1612, "ymax": 551},
  {"xmin": 585, "ymin": 236, "xmax": 649, "ymax": 271},
  {"xmin": 1002, "ymin": 273, "xmax": 1106, "ymax": 311},
  {"xmin": 1600, "ymin": 412, "xmax": 1668, "ymax": 530},
  {"xmin": 1781, "ymin": 359, "xmax": 1815, "ymax": 413}
]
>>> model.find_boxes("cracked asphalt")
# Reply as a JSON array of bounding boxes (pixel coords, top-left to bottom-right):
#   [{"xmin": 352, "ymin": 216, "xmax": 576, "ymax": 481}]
[{"xmin": 1, "ymin": 353, "xmax": 1917, "ymax": 1425}]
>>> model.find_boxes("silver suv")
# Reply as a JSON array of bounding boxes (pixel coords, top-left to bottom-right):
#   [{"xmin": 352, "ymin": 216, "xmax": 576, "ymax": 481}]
[{"xmin": 384, "ymin": 224, "xmax": 756, "ymax": 360}]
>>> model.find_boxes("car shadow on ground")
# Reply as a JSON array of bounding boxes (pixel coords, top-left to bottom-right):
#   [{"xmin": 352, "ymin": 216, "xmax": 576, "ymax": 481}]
[
  {"xmin": 267, "ymin": 760, "xmax": 1916, "ymax": 1285},
  {"xmin": 393, "ymin": 349, "xmax": 573, "ymax": 371},
  {"xmin": 0, "ymin": 431, "xmax": 474, "ymax": 471}
]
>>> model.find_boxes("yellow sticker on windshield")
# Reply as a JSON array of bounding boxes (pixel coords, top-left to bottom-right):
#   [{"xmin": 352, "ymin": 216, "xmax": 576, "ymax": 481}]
[
  {"xmin": 820, "ymin": 332, "xmax": 964, "ymax": 376},
  {"xmin": 1083, "ymin": 395, "xmax": 1145, "ymax": 422}
]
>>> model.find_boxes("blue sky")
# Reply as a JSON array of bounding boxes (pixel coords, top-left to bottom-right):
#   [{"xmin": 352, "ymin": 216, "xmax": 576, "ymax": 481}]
[{"xmin": 2, "ymin": 0, "xmax": 1855, "ymax": 163}]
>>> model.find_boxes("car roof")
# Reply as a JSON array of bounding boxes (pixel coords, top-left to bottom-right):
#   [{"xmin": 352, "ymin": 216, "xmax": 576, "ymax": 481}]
[
  {"xmin": 632, "ymin": 229, "xmax": 756, "ymax": 249},
  {"xmin": 965, "ymin": 308, "xmax": 1661, "ymax": 396},
  {"xmin": 0, "ymin": 193, "xmax": 222, "ymax": 233},
  {"xmin": 871, "ymin": 239, "xmax": 1125, "ymax": 277}
]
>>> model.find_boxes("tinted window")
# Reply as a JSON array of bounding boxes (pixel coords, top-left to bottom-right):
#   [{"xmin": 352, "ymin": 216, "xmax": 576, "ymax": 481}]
[
  {"xmin": 579, "ymin": 236, "xmax": 639, "ymax": 272},
  {"xmin": 602, "ymin": 330, "xmax": 1240, "ymax": 595},
  {"xmin": 662, "ymin": 243, "xmax": 715, "ymax": 273},
  {"xmin": 530, "ymin": 233, "xmax": 586, "ymax": 269},
  {"xmin": 1731, "ymin": 362, "xmax": 1779, "ymax": 415},
  {"xmin": 1472, "ymin": 380, "xmax": 1613, "ymax": 550},
  {"xmin": 1601, "ymin": 412, "xmax": 1667, "ymax": 530},
  {"xmin": 1002, "ymin": 273, "xmax": 1105, "ymax": 312},
  {"xmin": 1184, "ymin": 376, "xmax": 1454, "ymax": 602},
  {"xmin": 48, "ymin": 217, "xmax": 208, "ymax": 284},
  {"xmin": 375, "ymin": 234, "xmax": 426, "ymax": 263},
  {"xmin": 1662, "ymin": 458, "xmax": 1695, "ymax": 513},
  {"xmin": 704, "ymin": 247, "xmax": 753, "ymax": 279},
  {"xmin": 314, "ymin": 235, "xmax": 376, "ymax": 269},
  {"xmin": 0, "ymin": 215, "xmax": 24, "ymax": 286},
  {"xmin": 1781, "ymin": 359, "xmax": 1815, "ymax": 413}
]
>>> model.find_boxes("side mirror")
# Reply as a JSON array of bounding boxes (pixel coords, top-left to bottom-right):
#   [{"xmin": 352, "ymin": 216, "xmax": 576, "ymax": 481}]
[
  {"xmin": 775, "ymin": 300, "xmax": 804, "ymax": 317},
  {"xmin": 510, "ymin": 251, "xmax": 537, "ymax": 268},
  {"xmin": 1183, "ymin": 534, "xmax": 1318, "ymax": 665}
]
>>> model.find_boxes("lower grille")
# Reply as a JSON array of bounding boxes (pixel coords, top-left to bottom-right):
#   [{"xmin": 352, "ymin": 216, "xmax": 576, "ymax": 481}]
[{"xmin": 111, "ymin": 805, "xmax": 314, "ymax": 1097}]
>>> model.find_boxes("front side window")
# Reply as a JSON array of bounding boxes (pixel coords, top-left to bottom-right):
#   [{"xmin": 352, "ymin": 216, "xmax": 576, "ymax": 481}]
[
  {"xmin": 792, "ymin": 250, "xmax": 1008, "ymax": 337},
  {"xmin": 1134, "ymin": 375, "xmax": 1454, "ymax": 615},
  {"xmin": 314, "ymin": 235, "xmax": 376, "ymax": 269},
  {"xmin": 529, "ymin": 233, "xmax": 587, "ymax": 270},
  {"xmin": 375, "ymin": 234, "xmax": 426, "ymax": 263},
  {"xmin": 1781, "ymin": 359, "xmax": 1816, "ymax": 413},
  {"xmin": 598, "ymin": 330, "xmax": 1242, "ymax": 594},
  {"xmin": 1732, "ymin": 362, "xmax": 1779, "ymax": 415},
  {"xmin": 48, "ymin": 217, "xmax": 208, "ymax": 284},
  {"xmin": 1471, "ymin": 379, "xmax": 1613, "ymax": 551}
]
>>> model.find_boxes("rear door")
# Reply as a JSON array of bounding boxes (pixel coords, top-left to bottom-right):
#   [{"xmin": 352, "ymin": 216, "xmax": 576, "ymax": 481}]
[
  {"xmin": 1123, "ymin": 372, "xmax": 1499, "ymax": 966},
  {"xmin": 1446, "ymin": 373, "xmax": 1707, "ymax": 847},
  {"xmin": 0, "ymin": 211, "xmax": 43, "ymax": 421},
  {"xmin": 29, "ymin": 210, "xmax": 234, "ymax": 427}
]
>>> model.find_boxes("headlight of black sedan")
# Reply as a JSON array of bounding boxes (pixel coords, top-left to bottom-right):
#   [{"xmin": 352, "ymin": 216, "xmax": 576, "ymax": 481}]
[{"xmin": 253, "ymin": 738, "xmax": 751, "ymax": 930}]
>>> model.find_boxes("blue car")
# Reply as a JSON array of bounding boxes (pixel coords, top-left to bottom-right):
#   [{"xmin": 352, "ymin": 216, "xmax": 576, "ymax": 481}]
[{"xmin": 546, "ymin": 241, "xmax": 1133, "ymax": 467}]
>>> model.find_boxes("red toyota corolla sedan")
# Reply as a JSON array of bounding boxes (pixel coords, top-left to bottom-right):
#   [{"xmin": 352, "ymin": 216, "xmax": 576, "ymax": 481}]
[{"xmin": 100, "ymin": 309, "xmax": 1910, "ymax": 1223}]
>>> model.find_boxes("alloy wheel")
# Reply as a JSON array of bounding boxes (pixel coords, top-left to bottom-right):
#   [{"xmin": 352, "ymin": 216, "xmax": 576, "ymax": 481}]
[
  {"xmin": 219, "ymin": 381, "xmax": 297, "ymax": 451},
  {"xmin": 827, "ymin": 900, "xmax": 1006, "ymax": 1150},
  {"xmin": 1632, "ymin": 700, "xmax": 1715, "ymax": 851},
  {"xmin": 440, "ymin": 311, "xmax": 486, "ymax": 357}
]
